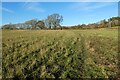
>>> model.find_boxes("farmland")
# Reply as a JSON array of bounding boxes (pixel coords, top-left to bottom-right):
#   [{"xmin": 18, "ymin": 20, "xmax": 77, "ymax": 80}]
[{"xmin": 2, "ymin": 29, "xmax": 118, "ymax": 78}]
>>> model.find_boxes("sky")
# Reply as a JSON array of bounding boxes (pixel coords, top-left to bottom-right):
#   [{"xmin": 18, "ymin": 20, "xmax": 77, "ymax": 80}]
[
  {"xmin": 1, "ymin": 0, "xmax": 120, "ymax": 2},
  {"xmin": 1, "ymin": 2, "xmax": 118, "ymax": 26}
]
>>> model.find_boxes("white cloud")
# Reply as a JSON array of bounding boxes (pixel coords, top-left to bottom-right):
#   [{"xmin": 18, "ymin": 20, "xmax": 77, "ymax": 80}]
[
  {"xmin": 0, "ymin": 7, "xmax": 14, "ymax": 13},
  {"xmin": 23, "ymin": 2, "xmax": 45, "ymax": 12},
  {"xmin": 84, "ymin": 3, "xmax": 115, "ymax": 10},
  {"xmin": 70, "ymin": 2, "xmax": 115, "ymax": 11}
]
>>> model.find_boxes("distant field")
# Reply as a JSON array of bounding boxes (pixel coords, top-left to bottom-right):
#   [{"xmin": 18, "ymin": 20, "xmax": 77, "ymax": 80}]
[{"xmin": 2, "ymin": 29, "xmax": 118, "ymax": 78}]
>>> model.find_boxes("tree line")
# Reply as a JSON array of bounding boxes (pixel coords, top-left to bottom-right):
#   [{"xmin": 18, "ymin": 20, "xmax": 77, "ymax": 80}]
[
  {"xmin": 69, "ymin": 17, "xmax": 120, "ymax": 29},
  {"xmin": 1, "ymin": 13, "xmax": 120, "ymax": 30},
  {"xmin": 1, "ymin": 13, "xmax": 63, "ymax": 30}
]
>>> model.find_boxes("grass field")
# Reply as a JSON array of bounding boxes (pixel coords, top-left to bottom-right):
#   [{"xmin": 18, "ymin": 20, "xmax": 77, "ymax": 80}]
[{"xmin": 2, "ymin": 29, "xmax": 118, "ymax": 78}]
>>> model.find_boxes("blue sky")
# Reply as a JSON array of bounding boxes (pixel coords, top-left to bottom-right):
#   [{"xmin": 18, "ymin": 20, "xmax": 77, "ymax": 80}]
[{"xmin": 1, "ymin": 2, "xmax": 118, "ymax": 26}]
